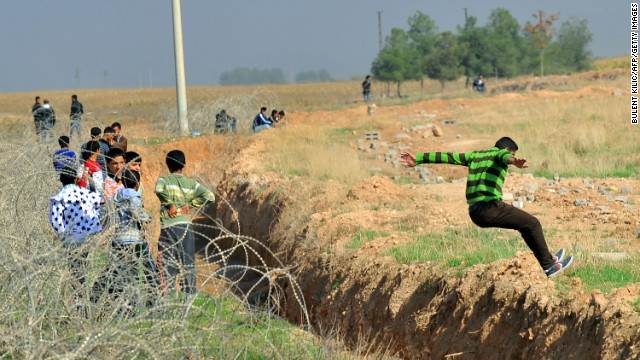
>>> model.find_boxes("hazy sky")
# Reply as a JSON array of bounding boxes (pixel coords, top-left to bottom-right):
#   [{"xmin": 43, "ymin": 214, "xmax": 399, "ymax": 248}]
[{"xmin": 0, "ymin": 1, "xmax": 627, "ymax": 93}]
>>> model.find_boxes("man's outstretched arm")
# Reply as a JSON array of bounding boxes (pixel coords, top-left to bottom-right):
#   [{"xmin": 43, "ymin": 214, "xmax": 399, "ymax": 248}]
[
  {"xmin": 400, "ymin": 151, "xmax": 468, "ymax": 167},
  {"xmin": 507, "ymin": 156, "xmax": 529, "ymax": 168}
]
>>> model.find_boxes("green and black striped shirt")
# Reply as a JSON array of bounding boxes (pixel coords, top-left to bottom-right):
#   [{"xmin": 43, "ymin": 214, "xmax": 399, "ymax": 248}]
[{"xmin": 415, "ymin": 147, "xmax": 514, "ymax": 204}]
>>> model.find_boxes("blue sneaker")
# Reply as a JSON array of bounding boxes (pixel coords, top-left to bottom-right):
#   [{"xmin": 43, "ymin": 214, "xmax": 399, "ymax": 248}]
[
  {"xmin": 552, "ymin": 248, "xmax": 565, "ymax": 263},
  {"xmin": 546, "ymin": 256, "xmax": 574, "ymax": 278}
]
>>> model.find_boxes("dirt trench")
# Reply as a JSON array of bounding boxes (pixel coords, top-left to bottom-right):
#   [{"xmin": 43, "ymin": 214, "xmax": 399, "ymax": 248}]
[{"xmin": 210, "ymin": 161, "xmax": 640, "ymax": 360}]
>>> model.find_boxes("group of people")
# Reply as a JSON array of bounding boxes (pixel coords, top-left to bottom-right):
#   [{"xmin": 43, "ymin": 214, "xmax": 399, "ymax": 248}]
[
  {"xmin": 252, "ymin": 107, "xmax": 286, "ymax": 133},
  {"xmin": 49, "ymin": 114, "xmax": 214, "ymax": 308},
  {"xmin": 33, "ymin": 95, "xmax": 84, "ymax": 142}
]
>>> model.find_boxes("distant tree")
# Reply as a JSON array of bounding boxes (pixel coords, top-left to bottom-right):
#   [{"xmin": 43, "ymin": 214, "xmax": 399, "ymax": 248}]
[
  {"xmin": 295, "ymin": 69, "xmax": 333, "ymax": 83},
  {"xmin": 483, "ymin": 8, "xmax": 527, "ymax": 79},
  {"xmin": 219, "ymin": 67, "xmax": 286, "ymax": 86},
  {"xmin": 407, "ymin": 11, "xmax": 439, "ymax": 94},
  {"xmin": 424, "ymin": 31, "xmax": 468, "ymax": 92},
  {"xmin": 457, "ymin": 15, "xmax": 491, "ymax": 87},
  {"xmin": 549, "ymin": 17, "xmax": 593, "ymax": 72},
  {"xmin": 523, "ymin": 11, "xmax": 559, "ymax": 77},
  {"xmin": 371, "ymin": 28, "xmax": 420, "ymax": 98}
]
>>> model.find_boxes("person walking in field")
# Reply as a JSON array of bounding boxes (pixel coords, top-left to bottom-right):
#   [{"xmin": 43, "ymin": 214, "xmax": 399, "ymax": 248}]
[
  {"xmin": 70, "ymin": 94, "xmax": 84, "ymax": 141},
  {"xmin": 154, "ymin": 150, "xmax": 215, "ymax": 297},
  {"xmin": 399, "ymin": 137, "xmax": 573, "ymax": 278}
]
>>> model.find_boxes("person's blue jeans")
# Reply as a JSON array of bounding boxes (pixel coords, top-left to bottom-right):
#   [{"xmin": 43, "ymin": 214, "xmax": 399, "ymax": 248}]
[
  {"xmin": 253, "ymin": 124, "xmax": 272, "ymax": 133},
  {"xmin": 70, "ymin": 120, "xmax": 81, "ymax": 141},
  {"xmin": 363, "ymin": 92, "xmax": 371, "ymax": 102}
]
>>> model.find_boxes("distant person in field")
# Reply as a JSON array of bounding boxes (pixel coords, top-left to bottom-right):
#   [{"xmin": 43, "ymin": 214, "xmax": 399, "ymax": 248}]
[
  {"xmin": 53, "ymin": 135, "xmax": 77, "ymax": 173},
  {"xmin": 70, "ymin": 94, "xmax": 84, "ymax": 141},
  {"xmin": 278, "ymin": 110, "xmax": 286, "ymax": 123},
  {"xmin": 215, "ymin": 110, "xmax": 237, "ymax": 134},
  {"xmin": 472, "ymin": 74, "xmax": 486, "ymax": 93},
  {"xmin": 399, "ymin": 137, "xmax": 573, "ymax": 278},
  {"xmin": 154, "ymin": 150, "xmax": 215, "ymax": 296},
  {"xmin": 252, "ymin": 106, "xmax": 273, "ymax": 133},
  {"xmin": 270, "ymin": 109, "xmax": 280, "ymax": 125},
  {"xmin": 111, "ymin": 122, "xmax": 128, "ymax": 152},
  {"xmin": 32, "ymin": 96, "xmax": 45, "ymax": 140},
  {"xmin": 41, "ymin": 99, "xmax": 57, "ymax": 140},
  {"xmin": 362, "ymin": 75, "xmax": 372, "ymax": 102}
]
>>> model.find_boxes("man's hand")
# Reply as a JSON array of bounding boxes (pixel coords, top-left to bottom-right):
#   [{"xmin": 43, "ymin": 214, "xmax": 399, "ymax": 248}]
[
  {"xmin": 166, "ymin": 205, "xmax": 178, "ymax": 218},
  {"xmin": 166, "ymin": 204, "xmax": 189, "ymax": 218},
  {"xmin": 399, "ymin": 152, "xmax": 417, "ymax": 168},
  {"xmin": 509, "ymin": 157, "xmax": 529, "ymax": 169}
]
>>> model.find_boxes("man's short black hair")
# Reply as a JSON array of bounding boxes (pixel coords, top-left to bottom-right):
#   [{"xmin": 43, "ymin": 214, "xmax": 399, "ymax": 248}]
[
  {"xmin": 121, "ymin": 169, "xmax": 140, "ymax": 189},
  {"xmin": 166, "ymin": 150, "xmax": 185, "ymax": 172},
  {"xmin": 106, "ymin": 148, "xmax": 125, "ymax": 163},
  {"xmin": 35, "ymin": 96, "xmax": 40, "ymax": 101},
  {"xmin": 59, "ymin": 166, "xmax": 78, "ymax": 185},
  {"xmin": 271, "ymin": 109, "xmax": 278, "ymax": 117},
  {"xmin": 278, "ymin": 110, "xmax": 285, "ymax": 116},
  {"xmin": 103, "ymin": 126, "xmax": 115, "ymax": 135},
  {"xmin": 125, "ymin": 151, "xmax": 141, "ymax": 164},
  {"xmin": 495, "ymin": 137, "xmax": 518, "ymax": 151},
  {"xmin": 260, "ymin": 107, "xmax": 267, "ymax": 112},
  {"xmin": 58, "ymin": 135, "xmax": 70, "ymax": 148},
  {"xmin": 82, "ymin": 141, "xmax": 100, "ymax": 161},
  {"xmin": 72, "ymin": 94, "xmax": 78, "ymax": 100},
  {"xmin": 90, "ymin": 127, "xmax": 102, "ymax": 138},
  {"xmin": 111, "ymin": 122, "xmax": 121, "ymax": 130}
]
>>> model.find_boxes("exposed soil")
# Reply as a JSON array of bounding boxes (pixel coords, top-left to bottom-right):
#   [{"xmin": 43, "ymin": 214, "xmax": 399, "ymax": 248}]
[{"xmin": 133, "ymin": 75, "xmax": 639, "ymax": 359}]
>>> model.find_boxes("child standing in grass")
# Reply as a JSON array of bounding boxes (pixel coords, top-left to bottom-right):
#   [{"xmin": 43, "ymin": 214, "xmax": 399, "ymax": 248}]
[
  {"xmin": 154, "ymin": 150, "xmax": 215, "ymax": 296},
  {"xmin": 399, "ymin": 137, "xmax": 573, "ymax": 278}
]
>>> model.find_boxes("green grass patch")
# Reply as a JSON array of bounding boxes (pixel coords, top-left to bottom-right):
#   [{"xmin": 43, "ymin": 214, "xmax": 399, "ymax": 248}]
[
  {"xmin": 561, "ymin": 256, "xmax": 640, "ymax": 293},
  {"xmin": 385, "ymin": 226, "xmax": 527, "ymax": 271},
  {"xmin": 344, "ymin": 229, "xmax": 390, "ymax": 249}
]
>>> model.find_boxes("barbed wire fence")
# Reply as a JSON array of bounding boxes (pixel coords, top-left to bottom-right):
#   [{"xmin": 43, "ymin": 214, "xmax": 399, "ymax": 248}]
[
  {"xmin": 0, "ymin": 94, "xmax": 313, "ymax": 359},
  {"xmin": 159, "ymin": 90, "xmax": 280, "ymax": 136}
]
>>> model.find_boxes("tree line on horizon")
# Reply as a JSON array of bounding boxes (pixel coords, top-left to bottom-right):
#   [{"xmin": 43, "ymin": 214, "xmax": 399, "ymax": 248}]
[{"xmin": 372, "ymin": 8, "xmax": 593, "ymax": 97}]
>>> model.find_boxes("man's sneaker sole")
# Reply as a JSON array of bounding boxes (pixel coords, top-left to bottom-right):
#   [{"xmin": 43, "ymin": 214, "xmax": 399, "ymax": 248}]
[
  {"xmin": 552, "ymin": 248, "xmax": 566, "ymax": 263},
  {"xmin": 546, "ymin": 256, "xmax": 574, "ymax": 278}
]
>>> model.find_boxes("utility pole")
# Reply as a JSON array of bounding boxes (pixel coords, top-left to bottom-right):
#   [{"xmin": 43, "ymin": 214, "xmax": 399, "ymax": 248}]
[
  {"xmin": 75, "ymin": 68, "xmax": 82, "ymax": 89},
  {"xmin": 104, "ymin": 71, "xmax": 109, "ymax": 89},
  {"xmin": 377, "ymin": 11, "xmax": 383, "ymax": 51},
  {"xmin": 172, "ymin": 0, "xmax": 189, "ymax": 136},
  {"xmin": 149, "ymin": 68, "xmax": 153, "ymax": 88}
]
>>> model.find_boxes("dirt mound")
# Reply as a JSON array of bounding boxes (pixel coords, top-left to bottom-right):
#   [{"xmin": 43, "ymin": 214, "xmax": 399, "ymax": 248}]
[{"xmin": 346, "ymin": 175, "xmax": 404, "ymax": 202}]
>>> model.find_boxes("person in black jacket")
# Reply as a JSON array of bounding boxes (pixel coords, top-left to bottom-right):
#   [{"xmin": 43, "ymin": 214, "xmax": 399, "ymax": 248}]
[
  {"xmin": 70, "ymin": 94, "xmax": 84, "ymax": 141},
  {"xmin": 32, "ymin": 96, "xmax": 45, "ymax": 140}
]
